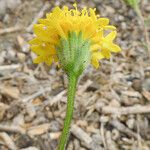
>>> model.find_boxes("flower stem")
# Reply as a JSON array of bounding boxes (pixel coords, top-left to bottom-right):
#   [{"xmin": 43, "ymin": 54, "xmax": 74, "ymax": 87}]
[{"xmin": 58, "ymin": 73, "xmax": 78, "ymax": 150}]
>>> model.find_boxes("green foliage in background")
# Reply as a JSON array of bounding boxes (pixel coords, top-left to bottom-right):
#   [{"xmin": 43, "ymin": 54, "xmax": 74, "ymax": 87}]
[
  {"xmin": 125, "ymin": 0, "xmax": 139, "ymax": 9},
  {"xmin": 124, "ymin": 0, "xmax": 150, "ymax": 52},
  {"xmin": 124, "ymin": 0, "xmax": 140, "ymax": 15}
]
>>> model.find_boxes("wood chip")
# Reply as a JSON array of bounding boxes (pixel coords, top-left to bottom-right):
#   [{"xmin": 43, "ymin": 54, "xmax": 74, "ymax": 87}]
[
  {"xmin": 17, "ymin": 35, "xmax": 29, "ymax": 52},
  {"xmin": 27, "ymin": 123, "xmax": 50, "ymax": 136},
  {"xmin": 0, "ymin": 102, "xmax": 9, "ymax": 120},
  {"xmin": 0, "ymin": 125, "xmax": 25, "ymax": 134},
  {"xmin": 105, "ymin": 131, "xmax": 119, "ymax": 150},
  {"xmin": 71, "ymin": 124, "xmax": 92, "ymax": 145},
  {"xmin": 0, "ymin": 103, "xmax": 8, "ymax": 109},
  {"xmin": 22, "ymin": 87, "xmax": 51, "ymax": 103},
  {"xmin": 121, "ymin": 90, "xmax": 142, "ymax": 98},
  {"xmin": 110, "ymin": 120, "xmax": 138, "ymax": 139},
  {"xmin": 21, "ymin": 147, "xmax": 39, "ymax": 150},
  {"xmin": 0, "ymin": 132, "xmax": 17, "ymax": 150},
  {"xmin": 78, "ymin": 80, "xmax": 93, "ymax": 95},
  {"xmin": 49, "ymin": 132, "xmax": 61, "ymax": 140},
  {"xmin": 0, "ymin": 86, "xmax": 20, "ymax": 99},
  {"xmin": 142, "ymin": 90, "xmax": 150, "ymax": 101},
  {"xmin": 49, "ymin": 90, "xmax": 66, "ymax": 106}
]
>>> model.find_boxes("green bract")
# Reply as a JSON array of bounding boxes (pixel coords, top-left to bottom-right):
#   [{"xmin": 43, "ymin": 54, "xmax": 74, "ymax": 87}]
[{"xmin": 56, "ymin": 32, "xmax": 91, "ymax": 77}]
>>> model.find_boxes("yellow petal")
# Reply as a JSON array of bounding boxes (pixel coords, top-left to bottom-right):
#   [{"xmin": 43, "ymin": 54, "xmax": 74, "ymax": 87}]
[
  {"xmin": 102, "ymin": 41, "xmax": 121, "ymax": 53},
  {"xmin": 83, "ymin": 23, "xmax": 96, "ymax": 39},
  {"xmin": 109, "ymin": 43, "xmax": 121, "ymax": 52},
  {"xmin": 105, "ymin": 31, "xmax": 117, "ymax": 41},
  {"xmin": 31, "ymin": 45, "xmax": 43, "ymax": 55},
  {"xmin": 52, "ymin": 7, "xmax": 62, "ymax": 18},
  {"xmin": 104, "ymin": 25, "xmax": 116, "ymax": 30},
  {"xmin": 46, "ymin": 13, "xmax": 52, "ymax": 19},
  {"xmin": 33, "ymin": 56, "xmax": 44, "ymax": 64},
  {"xmin": 73, "ymin": 3, "xmax": 77, "ymax": 8},
  {"xmin": 60, "ymin": 21, "xmax": 73, "ymax": 36},
  {"xmin": 53, "ymin": 55, "xmax": 59, "ymax": 62},
  {"xmin": 45, "ymin": 57, "xmax": 53, "ymax": 66},
  {"xmin": 33, "ymin": 24, "xmax": 51, "ymax": 42},
  {"xmin": 30, "ymin": 44, "xmax": 56, "ymax": 55},
  {"xmin": 91, "ymin": 30, "xmax": 103, "ymax": 43},
  {"xmin": 97, "ymin": 18, "xmax": 109, "ymax": 26},
  {"xmin": 91, "ymin": 44, "xmax": 101, "ymax": 51},
  {"xmin": 63, "ymin": 6, "xmax": 69, "ymax": 12},
  {"xmin": 55, "ymin": 23, "xmax": 66, "ymax": 38},
  {"xmin": 92, "ymin": 52, "xmax": 104, "ymax": 60},
  {"xmin": 89, "ymin": 8, "xmax": 97, "ymax": 21},
  {"xmin": 33, "ymin": 24, "xmax": 56, "ymax": 42},
  {"xmin": 38, "ymin": 19, "xmax": 50, "ymax": 25},
  {"xmin": 81, "ymin": 7, "xmax": 88, "ymax": 16},
  {"xmin": 28, "ymin": 38, "xmax": 42, "ymax": 45},
  {"xmin": 91, "ymin": 52, "xmax": 104, "ymax": 68},
  {"xmin": 101, "ymin": 49, "xmax": 111, "ymax": 59},
  {"xmin": 91, "ymin": 58, "xmax": 99, "ymax": 69}
]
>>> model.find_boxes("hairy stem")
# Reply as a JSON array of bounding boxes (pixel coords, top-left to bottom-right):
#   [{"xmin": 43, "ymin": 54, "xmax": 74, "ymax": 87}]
[{"xmin": 58, "ymin": 73, "xmax": 78, "ymax": 150}]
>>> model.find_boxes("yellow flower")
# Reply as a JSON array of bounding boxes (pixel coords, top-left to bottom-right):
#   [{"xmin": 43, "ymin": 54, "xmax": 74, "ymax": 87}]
[{"xmin": 29, "ymin": 4, "xmax": 121, "ymax": 69}]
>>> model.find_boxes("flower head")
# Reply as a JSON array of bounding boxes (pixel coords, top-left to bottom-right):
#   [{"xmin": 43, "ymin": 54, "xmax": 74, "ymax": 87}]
[{"xmin": 29, "ymin": 4, "xmax": 121, "ymax": 72}]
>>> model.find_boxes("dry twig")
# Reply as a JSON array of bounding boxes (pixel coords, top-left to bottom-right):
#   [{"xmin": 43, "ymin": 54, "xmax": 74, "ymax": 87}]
[
  {"xmin": 100, "ymin": 123, "xmax": 107, "ymax": 150},
  {"xmin": 0, "ymin": 125, "xmax": 25, "ymax": 134},
  {"xmin": 0, "ymin": 64, "xmax": 21, "ymax": 71},
  {"xmin": 105, "ymin": 131, "xmax": 119, "ymax": 150},
  {"xmin": 0, "ymin": 132, "xmax": 17, "ymax": 150},
  {"xmin": 48, "ymin": 90, "xmax": 66, "ymax": 106},
  {"xmin": 78, "ymin": 80, "xmax": 93, "ymax": 95},
  {"xmin": 22, "ymin": 87, "xmax": 51, "ymax": 103},
  {"xmin": 71, "ymin": 124, "xmax": 92, "ymax": 145},
  {"xmin": 110, "ymin": 120, "xmax": 138, "ymax": 139},
  {"xmin": 0, "ymin": 26, "xmax": 24, "ymax": 35},
  {"xmin": 102, "ymin": 105, "xmax": 150, "ymax": 115}
]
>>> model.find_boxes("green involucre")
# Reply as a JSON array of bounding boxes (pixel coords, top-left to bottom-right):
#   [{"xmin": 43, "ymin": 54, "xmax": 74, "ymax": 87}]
[{"xmin": 56, "ymin": 31, "xmax": 91, "ymax": 77}]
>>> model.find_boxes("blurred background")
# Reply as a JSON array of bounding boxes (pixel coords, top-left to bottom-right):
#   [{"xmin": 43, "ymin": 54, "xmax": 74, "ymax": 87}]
[{"xmin": 0, "ymin": 0, "xmax": 150, "ymax": 150}]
